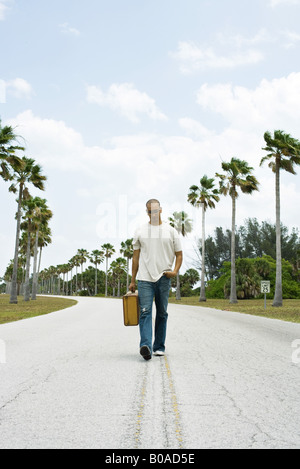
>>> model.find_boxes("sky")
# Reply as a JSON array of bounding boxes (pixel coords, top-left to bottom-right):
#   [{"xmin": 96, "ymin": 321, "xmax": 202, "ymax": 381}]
[{"xmin": 1, "ymin": 0, "xmax": 300, "ymax": 277}]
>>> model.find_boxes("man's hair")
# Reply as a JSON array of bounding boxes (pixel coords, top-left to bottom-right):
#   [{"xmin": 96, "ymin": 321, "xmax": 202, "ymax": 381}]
[{"xmin": 146, "ymin": 198, "xmax": 160, "ymax": 207}]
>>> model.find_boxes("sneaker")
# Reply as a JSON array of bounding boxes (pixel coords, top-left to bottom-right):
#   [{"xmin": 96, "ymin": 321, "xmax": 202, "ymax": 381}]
[
  {"xmin": 140, "ymin": 345, "xmax": 151, "ymax": 360},
  {"xmin": 153, "ymin": 350, "xmax": 165, "ymax": 356}
]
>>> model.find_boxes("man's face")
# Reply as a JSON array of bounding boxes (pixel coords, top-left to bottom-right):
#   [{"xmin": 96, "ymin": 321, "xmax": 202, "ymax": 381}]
[{"xmin": 146, "ymin": 202, "xmax": 161, "ymax": 223}]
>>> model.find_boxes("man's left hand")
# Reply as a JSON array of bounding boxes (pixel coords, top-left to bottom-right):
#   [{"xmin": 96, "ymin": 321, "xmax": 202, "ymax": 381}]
[{"xmin": 163, "ymin": 271, "xmax": 178, "ymax": 279}]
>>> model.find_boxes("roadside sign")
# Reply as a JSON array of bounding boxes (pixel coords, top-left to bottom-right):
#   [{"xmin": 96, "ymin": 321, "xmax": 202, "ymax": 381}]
[
  {"xmin": 261, "ymin": 281, "xmax": 271, "ymax": 309},
  {"xmin": 261, "ymin": 281, "xmax": 270, "ymax": 293}
]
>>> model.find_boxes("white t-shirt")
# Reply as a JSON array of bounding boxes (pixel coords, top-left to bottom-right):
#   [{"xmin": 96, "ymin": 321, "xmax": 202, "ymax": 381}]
[{"xmin": 133, "ymin": 221, "xmax": 182, "ymax": 282}]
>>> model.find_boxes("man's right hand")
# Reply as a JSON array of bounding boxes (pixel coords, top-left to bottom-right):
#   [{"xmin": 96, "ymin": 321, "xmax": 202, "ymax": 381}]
[{"xmin": 129, "ymin": 282, "xmax": 136, "ymax": 293}]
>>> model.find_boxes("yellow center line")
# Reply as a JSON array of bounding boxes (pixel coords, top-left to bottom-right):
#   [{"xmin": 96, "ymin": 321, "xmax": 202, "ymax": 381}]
[
  {"xmin": 133, "ymin": 354, "xmax": 184, "ymax": 449},
  {"xmin": 134, "ymin": 370, "xmax": 148, "ymax": 449},
  {"xmin": 163, "ymin": 354, "xmax": 184, "ymax": 448}
]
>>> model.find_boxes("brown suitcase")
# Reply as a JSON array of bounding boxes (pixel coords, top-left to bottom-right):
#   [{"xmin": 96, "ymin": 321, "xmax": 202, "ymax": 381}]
[{"xmin": 123, "ymin": 291, "xmax": 140, "ymax": 326}]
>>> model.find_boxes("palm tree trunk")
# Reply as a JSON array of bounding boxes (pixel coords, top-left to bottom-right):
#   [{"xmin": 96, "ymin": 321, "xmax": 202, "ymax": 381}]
[
  {"xmin": 24, "ymin": 230, "xmax": 31, "ymax": 301},
  {"xmin": 230, "ymin": 194, "xmax": 238, "ymax": 303},
  {"xmin": 38, "ymin": 246, "xmax": 42, "ymax": 275},
  {"xmin": 105, "ymin": 257, "xmax": 108, "ymax": 296},
  {"xmin": 199, "ymin": 203, "xmax": 206, "ymax": 302},
  {"xmin": 31, "ymin": 229, "xmax": 39, "ymax": 300},
  {"xmin": 126, "ymin": 258, "xmax": 129, "ymax": 291},
  {"xmin": 273, "ymin": 160, "xmax": 283, "ymax": 306},
  {"xmin": 10, "ymin": 184, "xmax": 23, "ymax": 304},
  {"xmin": 176, "ymin": 272, "xmax": 181, "ymax": 300},
  {"xmin": 70, "ymin": 268, "xmax": 73, "ymax": 295},
  {"xmin": 95, "ymin": 263, "xmax": 98, "ymax": 295}
]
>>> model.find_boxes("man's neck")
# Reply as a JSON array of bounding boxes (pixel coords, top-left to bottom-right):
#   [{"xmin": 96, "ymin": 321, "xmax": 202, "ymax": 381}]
[{"xmin": 149, "ymin": 218, "xmax": 163, "ymax": 226}]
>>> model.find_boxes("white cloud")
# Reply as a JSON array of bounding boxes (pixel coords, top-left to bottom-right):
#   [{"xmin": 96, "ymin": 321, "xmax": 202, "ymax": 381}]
[
  {"xmin": 269, "ymin": 0, "xmax": 300, "ymax": 6},
  {"xmin": 0, "ymin": 1, "xmax": 9, "ymax": 20},
  {"xmin": 171, "ymin": 28, "xmax": 300, "ymax": 71},
  {"xmin": 7, "ymin": 110, "xmax": 88, "ymax": 172},
  {"xmin": 283, "ymin": 31, "xmax": 300, "ymax": 42},
  {"xmin": 5, "ymin": 110, "xmax": 188, "ymax": 196},
  {"xmin": 196, "ymin": 72, "xmax": 300, "ymax": 135},
  {"xmin": 6, "ymin": 78, "xmax": 34, "ymax": 99},
  {"xmin": 222, "ymin": 29, "xmax": 273, "ymax": 48},
  {"xmin": 178, "ymin": 118, "xmax": 214, "ymax": 139},
  {"xmin": 59, "ymin": 22, "xmax": 80, "ymax": 36},
  {"xmin": 281, "ymin": 30, "xmax": 300, "ymax": 49},
  {"xmin": 170, "ymin": 35, "xmax": 264, "ymax": 73},
  {"xmin": 86, "ymin": 83, "xmax": 168, "ymax": 123},
  {"xmin": 8, "ymin": 72, "xmax": 300, "ymax": 207}
]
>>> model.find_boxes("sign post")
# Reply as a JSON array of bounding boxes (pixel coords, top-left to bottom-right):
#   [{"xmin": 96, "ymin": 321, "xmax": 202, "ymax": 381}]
[{"xmin": 261, "ymin": 281, "xmax": 270, "ymax": 309}]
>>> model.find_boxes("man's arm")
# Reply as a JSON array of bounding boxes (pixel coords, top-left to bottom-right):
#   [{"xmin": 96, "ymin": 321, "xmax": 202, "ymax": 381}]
[
  {"xmin": 129, "ymin": 249, "xmax": 140, "ymax": 292},
  {"xmin": 163, "ymin": 251, "xmax": 183, "ymax": 279}
]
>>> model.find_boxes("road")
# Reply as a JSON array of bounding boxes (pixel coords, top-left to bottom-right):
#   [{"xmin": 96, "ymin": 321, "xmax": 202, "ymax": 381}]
[{"xmin": 0, "ymin": 296, "xmax": 299, "ymax": 449}]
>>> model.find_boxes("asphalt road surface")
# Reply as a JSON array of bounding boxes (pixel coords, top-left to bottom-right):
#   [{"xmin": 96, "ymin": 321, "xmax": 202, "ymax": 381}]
[{"xmin": 0, "ymin": 296, "xmax": 299, "ymax": 449}]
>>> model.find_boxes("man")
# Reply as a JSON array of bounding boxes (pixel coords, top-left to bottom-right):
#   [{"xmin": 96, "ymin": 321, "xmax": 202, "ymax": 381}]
[{"xmin": 129, "ymin": 199, "xmax": 183, "ymax": 361}]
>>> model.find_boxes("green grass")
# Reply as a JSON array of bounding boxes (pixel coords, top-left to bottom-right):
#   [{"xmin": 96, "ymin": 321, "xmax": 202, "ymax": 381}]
[
  {"xmin": 168, "ymin": 296, "xmax": 300, "ymax": 323},
  {"xmin": 0, "ymin": 295, "xmax": 78, "ymax": 325}
]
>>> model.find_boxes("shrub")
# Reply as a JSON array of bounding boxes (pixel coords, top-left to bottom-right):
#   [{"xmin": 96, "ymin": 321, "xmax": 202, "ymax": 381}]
[{"xmin": 206, "ymin": 255, "xmax": 300, "ymax": 299}]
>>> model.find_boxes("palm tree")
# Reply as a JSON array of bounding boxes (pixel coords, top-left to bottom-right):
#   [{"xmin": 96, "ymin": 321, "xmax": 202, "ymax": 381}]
[
  {"xmin": 39, "ymin": 267, "xmax": 46, "ymax": 294},
  {"xmin": 67, "ymin": 262, "xmax": 74, "ymax": 295},
  {"xmin": 168, "ymin": 211, "xmax": 192, "ymax": 300},
  {"xmin": 109, "ymin": 257, "xmax": 127, "ymax": 297},
  {"xmin": 18, "ymin": 231, "xmax": 33, "ymax": 297},
  {"xmin": 102, "ymin": 243, "xmax": 115, "ymax": 296},
  {"xmin": 20, "ymin": 196, "xmax": 37, "ymax": 301},
  {"xmin": 120, "ymin": 239, "xmax": 133, "ymax": 291},
  {"xmin": 184, "ymin": 268, "xmax": 200, "ymax": 290},
  {"xmin": 76, "ymin": 249, "xmax": 89, "ymax": 290},
  {"xmin": 0, "ymin": 122, "xmax": 24, "ymax": 182},
  {"xmin": 8, "ymin": 157, "xmax": 46, "ymax": 304},
  {"xmin": 39, "ymin": 268, "xmax": 50, "ymax": 294},
  {"xmin": 89, "ymin": 249, "xmax": 105, "ymax": 295},
  {"xmin": 56, "ymin": 264, "xmax": 64, "ymax": 295},
  {"xmin": 19, "ymin": 196, "xmax": 52, "ymax": 301},
  {"xmin": 31, "ymin": 199, "xmax": 52, "ymax": 300},
  {"xmin": 260, "ymin": 130, "xmax": 300, "ymax": 306},
  {"xmin": 188, "ymin": 175, "xmax": 220, "ymax": 302},
  {"xmin": 36, "ymin": 223, "xmax": 52, "ymax": 291},
  {"xmin": 48, "ymin": 265, "xmax": 59, "ymax": 294},
  {"xmin": 60, "ymin": 263, "xmax": 70, "ymax": 295},
  {"xmin": 67, "ymin": 258, "xmax": 75, "ymax": 295},
  {"xmin": 70, "ymin": 254, "xmax": 81, "ymax": 294},
  {"xmin": 216, "ymin": 158, "xmax": 259, "ymax": 304}
]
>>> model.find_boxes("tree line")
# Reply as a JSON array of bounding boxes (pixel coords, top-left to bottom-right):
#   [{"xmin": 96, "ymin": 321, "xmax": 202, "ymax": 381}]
[
  {"xmin": 30, "ymin": 244, "xmax": 130, "ymax": 298},
  {"xmin": 187, "ymin": 130, "xmax": 300, "ymax": 306},
  {"xmin": 1, "ymin": 121, "xmax": 52, "ymax": 304},
  {"xmin": 1, "ymin": 119, "xmax": 300, "ymax": 306},
  {"xmin": 195, "ymin": 218, "xmax": 299, "ymax": 282}
]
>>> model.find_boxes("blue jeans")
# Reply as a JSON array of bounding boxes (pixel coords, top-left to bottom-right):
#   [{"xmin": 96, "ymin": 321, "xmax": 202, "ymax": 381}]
[{"xmin": 138, "ymin": 276, "xmax": 171, "ymax": 354}]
